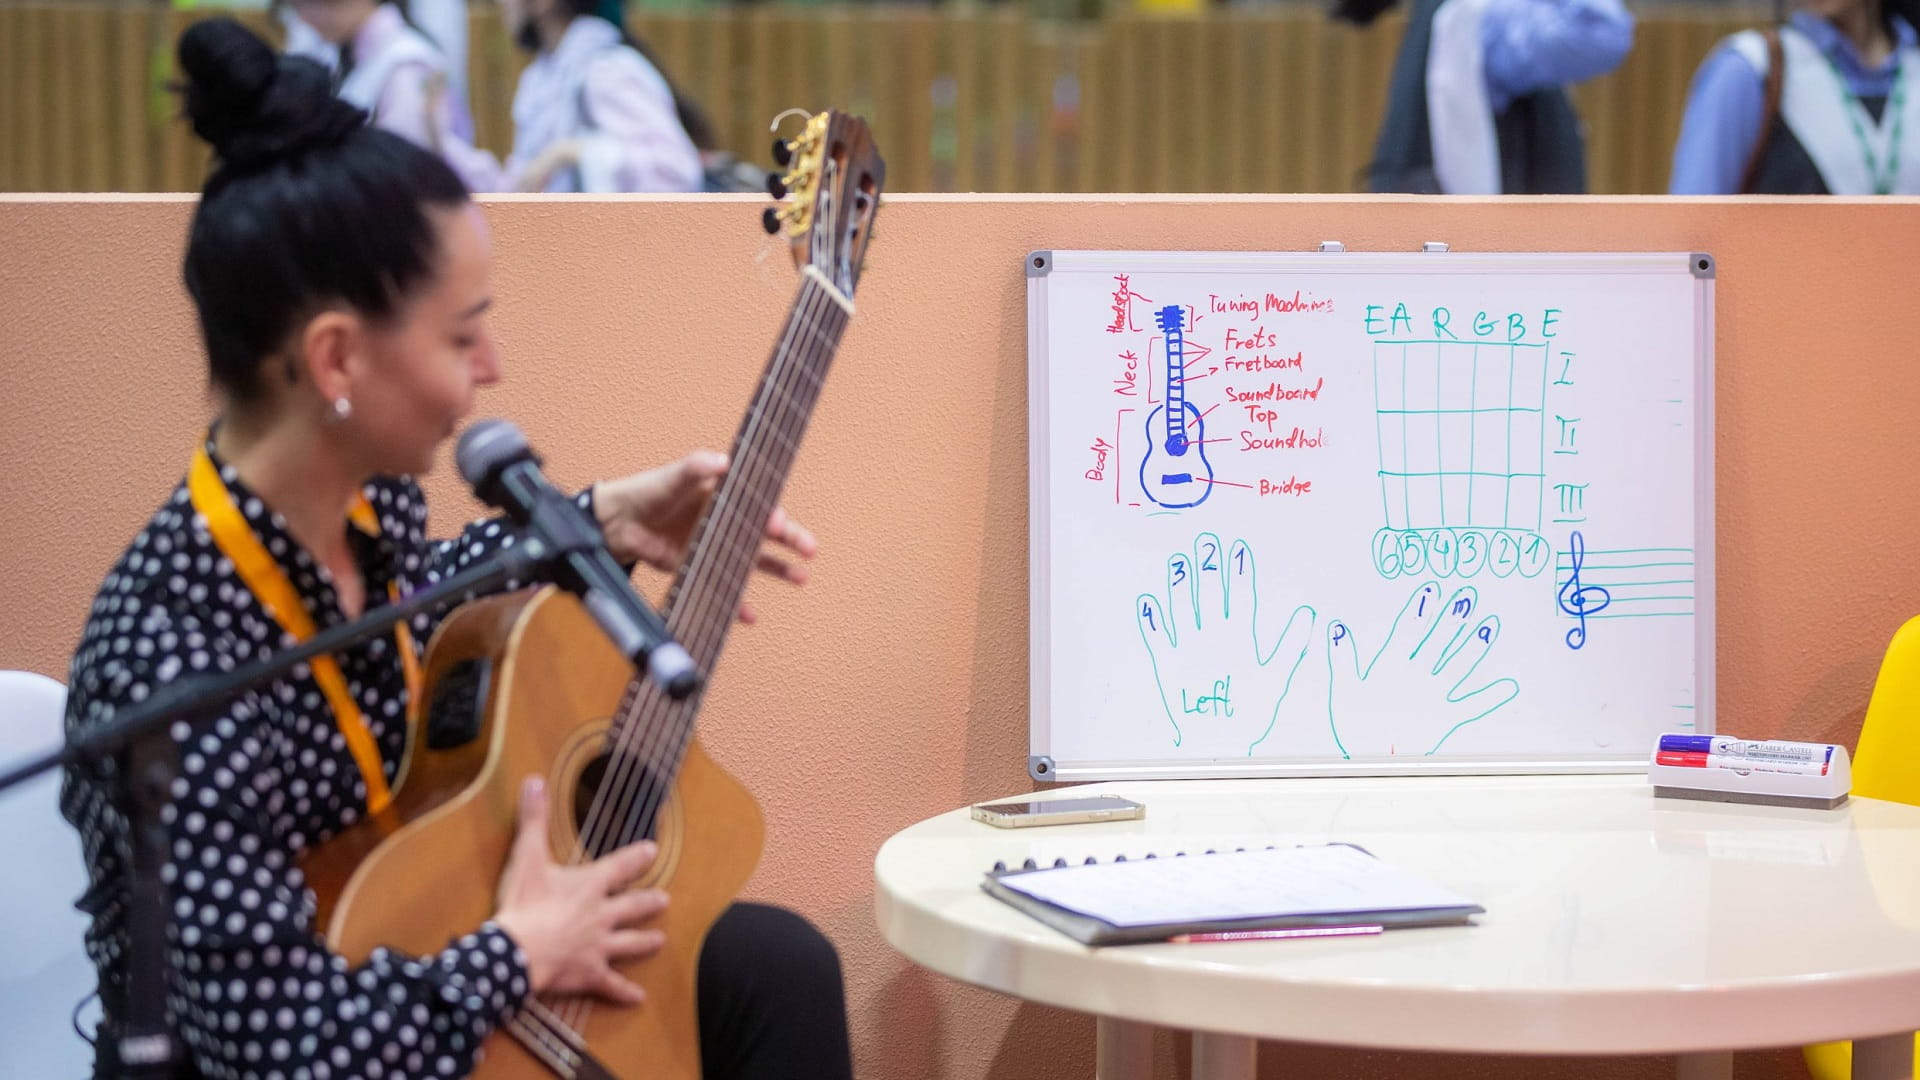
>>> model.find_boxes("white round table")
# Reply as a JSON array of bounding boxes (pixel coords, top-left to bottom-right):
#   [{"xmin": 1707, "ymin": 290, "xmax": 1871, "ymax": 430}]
[{"xmin": 874, "ymin": 775, "xmax": 1920, "ymax": 1080}]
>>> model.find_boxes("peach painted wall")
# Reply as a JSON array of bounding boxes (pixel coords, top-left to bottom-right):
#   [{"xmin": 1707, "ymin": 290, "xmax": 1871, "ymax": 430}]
[{"xmin": 6, "ymin": 192, "xmax": 1920, "ymax": 1080}]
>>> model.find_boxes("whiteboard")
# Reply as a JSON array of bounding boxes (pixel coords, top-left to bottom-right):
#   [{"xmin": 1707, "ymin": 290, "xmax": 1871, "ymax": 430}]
[{"xmin": 1027, "ymin": 250, "xmax": 1715, "ymax": 781}]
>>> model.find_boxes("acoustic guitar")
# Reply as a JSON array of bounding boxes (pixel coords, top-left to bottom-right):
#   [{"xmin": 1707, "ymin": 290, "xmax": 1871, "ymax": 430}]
[
  {"xmin": 1137, "ymin": 302, "xmax": 1214, "ymax": 509},
  {"xmin": 300, "ymin": 109, "xmax": 884, "ymax": 1079}
]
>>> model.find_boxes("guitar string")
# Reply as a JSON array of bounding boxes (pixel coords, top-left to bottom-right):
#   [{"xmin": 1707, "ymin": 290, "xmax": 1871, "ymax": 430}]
[
  {"xmin": 602, "ymin": 170, "xmax": 855, "ymax": 860},
  {"xmin": 576, "ymin": 262, "xmax": 836, "ymax": 906},
  {"xmin": 508, "ymin": 1022, "xmax": 575, "ymax": 1077},
  {"xmin": 599, "ymin": 291, "xmax": 842, "ymax": 849},
  {"xmin": 558, "ymin": 154, "xmax": 857, "ymax": 1029},
  {"xmin": 572, "ymin": 165, "xmax": 848, "ymax": 888},
  {"xmin": 508, "ymin": 1004, "xmax": 583, "ymax": 1076},
  {"xmin": 554, "ymin": 284, "xmax": 844, "ymax": 1035},
  {"xmin": 602, "ymin": 286, "xmax": 846, "ymax": 855},
  {"xmin": 549, "ymin": 285, "xmax": 840, "ymax": 1036},
  {"xmin": 513, "ymin": 995, "xmax": 615, "ymax": 1077},
  {"xmin": 600, "ymin": 306, "xmax": 842, "ymax": 888},
  {"xmin": 544, "ymin": 244, "xmax": 848, "ymax": 1033},
  {"xmin": 558, "ymin": 178, "xmax": 856, "ymax": 1030}
]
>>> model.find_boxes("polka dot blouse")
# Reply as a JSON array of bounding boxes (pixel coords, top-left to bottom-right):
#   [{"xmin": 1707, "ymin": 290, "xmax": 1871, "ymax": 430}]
[{"xmin": 60, "ymin": 434, "xmax": 585, "ymax": 1079}]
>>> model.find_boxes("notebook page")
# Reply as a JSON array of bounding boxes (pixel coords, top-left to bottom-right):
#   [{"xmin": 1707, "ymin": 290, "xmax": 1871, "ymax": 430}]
[{"xmin": 995, "ymin": 844, "xmax": 1477, "ymax": 928}]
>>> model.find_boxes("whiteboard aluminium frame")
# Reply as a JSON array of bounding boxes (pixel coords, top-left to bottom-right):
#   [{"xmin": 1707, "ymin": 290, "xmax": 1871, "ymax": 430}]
[{"xmin": 1025, "ymin": 249, "xmax": 1717, "ymax": 783}]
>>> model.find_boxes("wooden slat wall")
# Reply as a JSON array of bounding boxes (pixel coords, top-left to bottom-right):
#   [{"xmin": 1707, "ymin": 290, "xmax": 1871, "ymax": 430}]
[
  {"xmin": 0, "ymin": 2, "xmax": 1768, "ymax": 195},
  {"xmin": 0, "ymin": 6, "xmax": 20, "ymax": 188}
]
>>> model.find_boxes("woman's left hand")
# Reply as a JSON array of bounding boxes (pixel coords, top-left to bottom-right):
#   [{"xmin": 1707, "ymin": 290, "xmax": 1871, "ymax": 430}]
[{"xmin": 591, "ymin": 451, "xmax": 817, "ymax": 624}]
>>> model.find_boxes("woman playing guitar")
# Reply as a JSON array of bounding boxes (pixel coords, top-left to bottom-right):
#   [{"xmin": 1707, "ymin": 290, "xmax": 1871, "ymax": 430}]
[{"xmin": 61, "ymin": 18, "xmax": 852, "ymax": 1079}]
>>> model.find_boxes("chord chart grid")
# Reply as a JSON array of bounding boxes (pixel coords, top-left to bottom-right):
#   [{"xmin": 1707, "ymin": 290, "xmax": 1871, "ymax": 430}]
[{"xmin": 1371, "ymin": 341, "xmax": 1552, "ymax": 579}]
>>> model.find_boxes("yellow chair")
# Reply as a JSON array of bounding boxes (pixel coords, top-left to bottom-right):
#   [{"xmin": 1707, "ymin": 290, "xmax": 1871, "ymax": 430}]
[{"xmin": 1804, "ymin": 614, "xmax": 1920, "ymax": 1079}]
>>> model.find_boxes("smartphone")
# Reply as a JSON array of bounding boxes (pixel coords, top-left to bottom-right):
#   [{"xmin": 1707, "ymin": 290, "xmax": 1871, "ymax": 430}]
[{"xmin": 969, "ymin": 794, "xmax": 1146, "ymax": 828}]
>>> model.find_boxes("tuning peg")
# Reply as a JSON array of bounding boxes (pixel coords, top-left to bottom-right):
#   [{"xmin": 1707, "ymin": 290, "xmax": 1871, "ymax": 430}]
[
  {"xmin": 771, "ymin": 138, "xmax": 793, "ymax": 167},
  {"xmin": 761, "ymin": 206, "xmax": 782, "ymax": 235},
  {"xmin": 767, "ymin": 172, "xmax": 787, "ymax": 200}
]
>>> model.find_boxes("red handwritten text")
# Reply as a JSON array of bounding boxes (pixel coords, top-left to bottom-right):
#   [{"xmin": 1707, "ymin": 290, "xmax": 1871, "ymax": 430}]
[
  {"xmin": 1113, "ymin": 350, "xmax": 1139, "ymax": 396},
  {"xmin": 1224, "ymin": 351, "xmax": 1304, "ymax": 373},
  {"xmin": 1229, "ymin": 378, "xmax": 1324, "ymax": 405},
  {"xmin": 1266, "ymin": 291, "xmax": 1335, "ymax": 315},
  {"xmin": 1259, "ymin": 476, "xmax": 1315, "ymax": 497},
  {"xmin": 1240, "ymin": 427, "xmax": 1326, "ymax": 451},
  {"xmin": 1209, "ymin": 294, "xmax": 1261, "ymax": 321},
  {"xmin": 1106, "ymin": 275, "xmax": 1153, "ymax": 334},
  {"xmin": 1085, "ymin": 437, "xmax": 1113, "ymax": 480}
]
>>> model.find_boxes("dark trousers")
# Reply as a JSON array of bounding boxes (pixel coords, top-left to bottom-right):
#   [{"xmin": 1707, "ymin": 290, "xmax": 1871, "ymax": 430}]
[
  {"xmin": 98, "ymin": 902, "xmax": 853, "ymax": 1080},
  {"xmin": 697, "ymin": 902, "xmax": 854, "ymax": 1080}
]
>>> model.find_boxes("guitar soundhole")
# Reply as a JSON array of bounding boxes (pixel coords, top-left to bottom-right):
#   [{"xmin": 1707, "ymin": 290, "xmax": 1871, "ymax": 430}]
[{"xmin": 571, "ymin": 752, "xmax": 665, "ymax": 858}]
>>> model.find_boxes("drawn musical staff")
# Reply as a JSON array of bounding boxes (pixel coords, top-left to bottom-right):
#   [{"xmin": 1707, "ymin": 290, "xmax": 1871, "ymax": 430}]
[{"xmin": 1555, "ymin": 531, "xmax": 1612, "ymax": 650}]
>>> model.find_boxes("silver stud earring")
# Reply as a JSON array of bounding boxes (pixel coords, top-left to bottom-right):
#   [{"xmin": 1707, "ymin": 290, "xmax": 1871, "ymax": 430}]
[{"xmin": 331, "ymin": 397, "xmax": 353, "ymax": 422}]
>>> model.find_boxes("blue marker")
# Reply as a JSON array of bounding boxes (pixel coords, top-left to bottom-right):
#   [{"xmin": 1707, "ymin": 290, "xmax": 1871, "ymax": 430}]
[
  {"xmin": 1658, "ymin": 734, "xmax": 1836, "ymax": 765},
  {"xmin": 1658, "ymin": 734, "xmax": 1717, "ymax": 754}
]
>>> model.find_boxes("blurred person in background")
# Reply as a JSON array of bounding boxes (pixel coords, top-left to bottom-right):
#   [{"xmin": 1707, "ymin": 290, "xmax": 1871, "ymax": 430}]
[
  {"xmin": 1334, "ymin": 0, "xmax": 1634, "ymax": 193},
  {"xmin": 278, "ymin": 0, "xmax": 504, "ymax": 190},
  {"xmin": 492, "ymin": 0, "xmax": 741, "ymax": 192},
  {"xmin": 278, "ymin": 0, "xmax": 470, "ymax": 130},
  {"xmin": 1669, "ymin": 0, "xmax": 1920, "ymax": 193}
]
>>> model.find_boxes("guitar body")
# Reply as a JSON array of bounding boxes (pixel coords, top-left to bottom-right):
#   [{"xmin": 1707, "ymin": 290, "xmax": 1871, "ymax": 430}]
[
  {"xmin": 305, "ymin": 587, "xmax": 764, "ymax": 1080},
  {"xmin": 1138, "ymin": 400, "xmax": 1215, "ymax": 508}
]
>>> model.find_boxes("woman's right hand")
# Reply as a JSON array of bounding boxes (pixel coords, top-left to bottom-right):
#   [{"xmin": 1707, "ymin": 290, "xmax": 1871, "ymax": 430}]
[{"xmin": 493, "ymin": 775, "xmax": 668, "ymax": 1003}]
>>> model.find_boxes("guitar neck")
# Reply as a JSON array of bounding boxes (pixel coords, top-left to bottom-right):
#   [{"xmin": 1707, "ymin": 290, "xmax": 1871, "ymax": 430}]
[
  {"xmin": 667, "ymin": 270, "xmax": 850, "ymax": 663},
  {"xmin": 1164, "ymin": 329, "xmax": 1186, "ymax": 427},
  {"xmin": 617, "ymin": 270, "xmax": 850, "ymax": 734}
]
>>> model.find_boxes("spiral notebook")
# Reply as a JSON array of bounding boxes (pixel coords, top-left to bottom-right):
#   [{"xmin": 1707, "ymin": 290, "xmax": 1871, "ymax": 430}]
[{"xmin": 982, "ymin": 842, "xmax": 1484, "ymax": 946}]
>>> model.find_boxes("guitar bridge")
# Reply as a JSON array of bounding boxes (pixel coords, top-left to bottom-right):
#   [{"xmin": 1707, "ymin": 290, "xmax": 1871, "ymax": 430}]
[{"xmin": 1160, "ymin": 473, "xmax": 1193, "ymax": 485}]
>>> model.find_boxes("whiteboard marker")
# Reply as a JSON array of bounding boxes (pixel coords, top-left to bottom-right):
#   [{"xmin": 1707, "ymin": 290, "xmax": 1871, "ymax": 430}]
[
  {"xmin": 1655, "ymin": 750, "xmax": 1832, "ymax": 776},
  {"xmin": 1657, "ymin": 734, "xmax": 1836, "ymax": 764}
]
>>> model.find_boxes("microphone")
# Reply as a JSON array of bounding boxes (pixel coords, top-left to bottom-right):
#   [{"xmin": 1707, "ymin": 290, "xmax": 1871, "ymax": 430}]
[{"xmin": 456, "ymin": 419, "xmax": 701, "ymax": 700}]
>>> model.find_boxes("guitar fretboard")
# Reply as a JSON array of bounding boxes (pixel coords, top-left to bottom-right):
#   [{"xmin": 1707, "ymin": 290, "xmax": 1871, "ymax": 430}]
[
  {"xmin": 607, "ymin": 270, "xmax": 852, "ymax": 799},
  {"xmin": 1157, "ymin": 304, "xmax": 1186, "ymax": 441}
]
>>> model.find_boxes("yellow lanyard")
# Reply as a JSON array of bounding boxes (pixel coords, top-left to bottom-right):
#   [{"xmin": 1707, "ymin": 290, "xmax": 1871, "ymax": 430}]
[{"xmin": 187, "ymin": 446, "xmax": 419, "ymax": 815}]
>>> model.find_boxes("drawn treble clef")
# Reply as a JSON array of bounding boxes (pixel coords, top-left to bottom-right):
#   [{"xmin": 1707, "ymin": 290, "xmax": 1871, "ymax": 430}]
[{"xmin": 1556, "ymin": 530, "xmax": 1612, "ymax": 650}]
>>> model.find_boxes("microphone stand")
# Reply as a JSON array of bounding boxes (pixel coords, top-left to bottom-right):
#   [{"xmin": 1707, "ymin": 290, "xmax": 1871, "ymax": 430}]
[{"xmin": 0, "ymin": 538, "xmax": 561, "ymax": 1078}]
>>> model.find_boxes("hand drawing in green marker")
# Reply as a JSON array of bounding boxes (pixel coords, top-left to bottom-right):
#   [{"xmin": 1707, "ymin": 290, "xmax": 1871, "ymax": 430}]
[
  {"xmin": 1326, "ymin": 580, "xmax": 1519, "ymax": 758},
  {"xmin": 1135, "ymin": 533, "xmax": 1315, "ymax": 756}
]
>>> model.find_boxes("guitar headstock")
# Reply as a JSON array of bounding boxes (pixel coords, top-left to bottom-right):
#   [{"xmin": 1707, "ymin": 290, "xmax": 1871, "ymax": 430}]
[{"xmin": 761, "ymin": 110, "xmax": 886, "ymax": 300}]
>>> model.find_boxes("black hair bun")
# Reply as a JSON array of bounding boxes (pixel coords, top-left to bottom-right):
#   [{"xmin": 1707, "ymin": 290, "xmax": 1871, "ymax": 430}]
[{"xmin": 178, "ymin": 17, "xmax": 367, "ymax": 171}]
